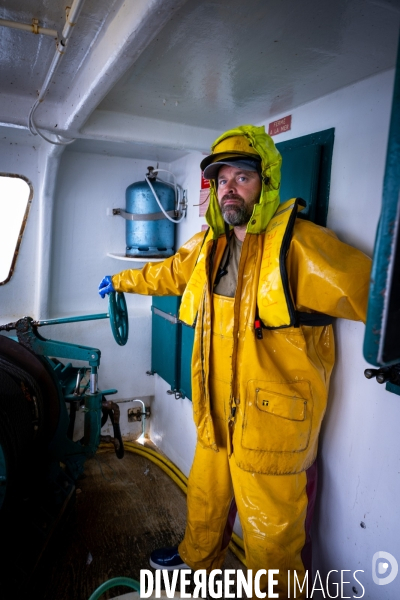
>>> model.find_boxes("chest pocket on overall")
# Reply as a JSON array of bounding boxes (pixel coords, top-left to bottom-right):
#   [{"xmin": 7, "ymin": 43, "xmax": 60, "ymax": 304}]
[{"xmin": 242, "ymin": 380, "xmax": 313, "ymax": 453}]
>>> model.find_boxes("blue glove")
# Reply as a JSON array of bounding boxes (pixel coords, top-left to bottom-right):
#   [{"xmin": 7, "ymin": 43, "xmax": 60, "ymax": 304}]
[{"xmin": 99, "ymin": 275, "xmax": 115, "ymax": 298}]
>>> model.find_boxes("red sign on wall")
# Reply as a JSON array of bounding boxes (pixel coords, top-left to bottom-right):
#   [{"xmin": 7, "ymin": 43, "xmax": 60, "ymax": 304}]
[
  {"xmin": 199, "ymin": 171, "xmax": 211, "ymax": 217},
  {"xmin": 201, "ymin": 172, "xmax": 210, "ymax": 190},
  {"xmin": 199, "ymin": 189, "xmax": 210, "ymax": 217},
  {"xmin": 268, "ymin": 115, "xmax": 292, "ymax": 137}
]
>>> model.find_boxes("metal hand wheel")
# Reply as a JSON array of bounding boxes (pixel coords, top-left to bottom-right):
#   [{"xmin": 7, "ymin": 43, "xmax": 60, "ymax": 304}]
[
  {"xmin": 108, "ymin": 291, "xmax": 129, "ymax": 346},
  {"xmin": 19, "ymin": 292, "xmax": 130, "ymax": 347}
]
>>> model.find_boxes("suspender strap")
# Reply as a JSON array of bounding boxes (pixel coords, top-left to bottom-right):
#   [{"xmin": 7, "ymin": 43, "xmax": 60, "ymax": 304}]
[
  {"xmin": 296, "ymin": 312, "xmax": 335, "ymax": 327},
  {"xmin": 254, "ymin": 307, "xmax": 335, "ymax": 336}
]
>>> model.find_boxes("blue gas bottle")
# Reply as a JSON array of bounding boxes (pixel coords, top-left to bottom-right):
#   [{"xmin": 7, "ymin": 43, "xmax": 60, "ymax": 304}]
[{"xmin": 125, "ymin": 167, "xmax": 176, "ymax": 258}]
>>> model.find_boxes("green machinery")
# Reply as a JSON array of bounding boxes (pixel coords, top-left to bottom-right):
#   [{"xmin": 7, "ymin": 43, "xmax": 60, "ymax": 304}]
[{"xmin": 0, "ymin": 292, "xmax": 129, "ymax": 591}]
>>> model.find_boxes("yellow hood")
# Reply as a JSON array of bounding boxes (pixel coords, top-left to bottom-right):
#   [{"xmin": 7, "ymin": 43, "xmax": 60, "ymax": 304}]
[{"xmin": 205, "ymin": 124, "xmax": 282, "ymax": 237}]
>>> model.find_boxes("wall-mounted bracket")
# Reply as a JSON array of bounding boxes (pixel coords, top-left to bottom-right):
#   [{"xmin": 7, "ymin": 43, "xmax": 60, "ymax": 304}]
[
  {"xmin": 113, "ymin": 207, "xmax": 176, "ymax": 221},
  {"xmin": 128, "ymin": 406, "xmax": 151, "ymax": 422},
  {"xmin": 167, "ymin": 389, "xmax": 183, "ymax": 400}
]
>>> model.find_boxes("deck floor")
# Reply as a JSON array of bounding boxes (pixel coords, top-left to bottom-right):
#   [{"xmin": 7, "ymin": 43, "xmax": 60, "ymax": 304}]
[{"xmin": 28, "ymin": 447, "xmax": 243, "ymax": 600}]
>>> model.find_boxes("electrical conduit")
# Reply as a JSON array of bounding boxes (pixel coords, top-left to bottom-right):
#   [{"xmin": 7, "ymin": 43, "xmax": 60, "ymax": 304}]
[
  {"xmin": 0, "ymin": 18, "xmax": 58, "ymax": 38},
  {"xmin": 28, "ymin": 0, "xmax": 86, "ymax": 145}
]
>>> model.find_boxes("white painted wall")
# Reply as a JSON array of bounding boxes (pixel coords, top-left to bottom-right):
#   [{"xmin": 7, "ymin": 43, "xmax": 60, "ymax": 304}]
[
  {"xmin": 259, "ymin": 69, "xmax": 399, "ymax": 599},
  {"xmin": 49, "ymin": 151, "xmax": 168, "ymax": 317},
  {"xmin": 44, "ymin": 148, "xmax": 203, "ymax": 474},
  {"xmin": 147, "ymin": 151, "xmax": 205, "ymax": 478},
  {"xmin": 47, "ymin": 151, "xmax": 170, "ymax": 400},
  {"xmin": 150, "ymin": 375, "xmax": 197, "ymax": 478},
  {"xmin": 149, "ymin": 68, "xmax": 400, "ymax": 598}
]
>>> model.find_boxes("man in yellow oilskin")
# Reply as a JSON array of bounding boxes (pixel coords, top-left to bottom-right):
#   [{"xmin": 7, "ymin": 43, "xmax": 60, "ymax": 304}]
[{"xmin": 98, "ymin": 124, "xmax": 371, "ymax": 598}]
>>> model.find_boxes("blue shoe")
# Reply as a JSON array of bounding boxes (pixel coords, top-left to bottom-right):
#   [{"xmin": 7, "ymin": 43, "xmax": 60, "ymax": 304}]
[{"xmin": 149, "ymin": 546, "xmax": 190, "ymax": 570}]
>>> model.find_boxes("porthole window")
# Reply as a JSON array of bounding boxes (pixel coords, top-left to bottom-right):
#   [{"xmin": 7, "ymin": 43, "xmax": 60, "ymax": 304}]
[{"xmin": 0, "ymin": 174, "xmax": 33, "ymax": 285}]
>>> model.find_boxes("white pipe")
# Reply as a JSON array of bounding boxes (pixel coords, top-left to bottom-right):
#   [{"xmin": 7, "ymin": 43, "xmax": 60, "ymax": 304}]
[
  {"xmin": 62, "ymin": 1, "xmax": 85, "ymax": 40},
  {"xmin": 155, "ymin": 168, "xmax": 186, "ymax": 214},
  {"xmin": 36, "ymin": 50, "xmax": 65, "ymax": 105},
  {"xmin": 38, "ymin": 0, "xmax": 85, "ymax": 104},
  {"xmin": 145, "ymin": 172, "xmax": 186, "ymax": 224},
  {"xmin": 28, "ymin": 0, "xmax": 86, "ymax": 144},
  {"xmin": 0, "ymin": 18, "xmax": 58, "ymax": 39},
  {"xmin": 131, "ymin": 399, "xmax": 146, "ymax": 442}
]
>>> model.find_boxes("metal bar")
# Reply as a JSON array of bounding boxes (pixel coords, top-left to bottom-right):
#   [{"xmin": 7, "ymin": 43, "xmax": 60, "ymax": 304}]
[
  {"xmin": 18, "ymin": 335, "xmax": 101, "ymax": 367},
  {"xmin": 62, "ymin": 0, "xmax": 85, "ymax": 40},
  {"xmin": 36, "ymin": 313, "xmax": 109, "ymax": 327},
  {"xmin": 152, "ymin": 307, "xmax": 178, "ymax": 324},
  {"xmin": 0, "ymin": 18, "xmax": 58, "ymax": 38},
  {"xmin": 113, "ymin": 208, "xmax": 176, "ymax": 221},
  {"xmin": 90, "ymin": 368, "xmax": 98, "ymax": 394},
  {"xmin": 83, "ymin": 390, "xmax": 102, "ymax": 452}
]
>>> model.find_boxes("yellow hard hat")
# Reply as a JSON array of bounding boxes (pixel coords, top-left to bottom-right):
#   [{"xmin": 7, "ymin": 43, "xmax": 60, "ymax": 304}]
[{"xmin": 200, "ymin": 135, "xmax": 260, "ymax": 173}]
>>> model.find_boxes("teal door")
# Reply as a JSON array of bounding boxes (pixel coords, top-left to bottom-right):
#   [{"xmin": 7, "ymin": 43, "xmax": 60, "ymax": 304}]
[
  {"xmin": 151, "ymin": 296, "xmax": 181, "ymax": 390},
  {"xmin": 151, "ymin": 296, "xmax": 194, "ymax": 399},
  {"xmin": 276, "ymin": 128, "xmax": 334, "ymax": 226}
]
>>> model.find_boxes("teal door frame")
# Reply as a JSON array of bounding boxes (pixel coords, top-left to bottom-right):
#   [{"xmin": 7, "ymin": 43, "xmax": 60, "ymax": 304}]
[{"xmin": 364, "ymin": 36, "xmax": 400, "ymax": 370}]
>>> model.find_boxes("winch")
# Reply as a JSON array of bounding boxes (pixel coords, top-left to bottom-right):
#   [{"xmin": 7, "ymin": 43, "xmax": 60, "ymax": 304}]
[{"xmin": 0, "ymin": 292, "xmax": 129, "ymax": 592}]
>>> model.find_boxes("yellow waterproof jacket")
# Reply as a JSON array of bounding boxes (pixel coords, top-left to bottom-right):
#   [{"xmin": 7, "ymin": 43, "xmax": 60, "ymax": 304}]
[
  {"xmin": 112, "ymin": 214, "xmax": 371, "ymax": 474},
  {"xmin": 112, "ymin": 125, "xmax": 371, "ymax": 474}
]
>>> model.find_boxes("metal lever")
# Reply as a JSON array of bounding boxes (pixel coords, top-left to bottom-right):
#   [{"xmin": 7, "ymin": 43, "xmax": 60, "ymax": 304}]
[
  {"xmin": 101, "ymin": 399, "xmax": 124, "ymax": 459},
  {"xmin": 364, "ymin": 364, "xmax": 400, "ymax": 385},
  {"xmin": 167, "ymin": 389, "xmax": 183, "ymax": 399},
  {"xmin": 364, "ymin": 367, "xmax": 391, "ymax": 384}
]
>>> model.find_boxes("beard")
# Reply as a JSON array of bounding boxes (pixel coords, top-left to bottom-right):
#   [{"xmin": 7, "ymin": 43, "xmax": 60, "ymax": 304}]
[{"xmin": 220, "ymin": 194, "xmax": 253, "ymax": 226}]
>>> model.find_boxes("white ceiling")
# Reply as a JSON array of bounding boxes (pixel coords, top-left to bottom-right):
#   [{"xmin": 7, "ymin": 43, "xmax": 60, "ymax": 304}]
[
  {"xmin": 97, "ymin": 0, "xmax": 400, "ymax": 129},
  {"xmin": 67, "ymin": 137, "xmax": 189, "ymax": 162},
  {"xmin": 0, "ymin": 0, "xmax": 122, "ymax": 100},
  {"xmin": 0, "ymin": 0, "xmax": 399, "ymax": 159}
]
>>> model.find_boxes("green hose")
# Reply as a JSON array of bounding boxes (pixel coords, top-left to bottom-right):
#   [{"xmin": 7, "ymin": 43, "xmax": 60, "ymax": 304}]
[{"xmin": 88, "ymin": 576, "xmax": 140, "ymax": 600}]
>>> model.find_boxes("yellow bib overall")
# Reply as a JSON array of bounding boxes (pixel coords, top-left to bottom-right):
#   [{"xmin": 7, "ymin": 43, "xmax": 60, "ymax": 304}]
[
  {"xmin": 111, "ymin": 125, "xmax": 371, "ymax": 596},
  {"xmin": 179, "ymin": 293, "xmax": 315, "ymax": 599}
]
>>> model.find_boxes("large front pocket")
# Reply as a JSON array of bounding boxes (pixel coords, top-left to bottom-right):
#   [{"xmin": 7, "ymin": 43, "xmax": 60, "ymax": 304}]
[{"xmin": 241, "ymin": 380, "xmax": 313, "ymax": 453}]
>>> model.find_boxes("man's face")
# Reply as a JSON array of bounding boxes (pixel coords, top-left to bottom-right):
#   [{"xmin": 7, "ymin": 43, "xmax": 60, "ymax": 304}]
[{"xmin": 217, "ymin": 165, "xmax": 262, "ymax": 226}]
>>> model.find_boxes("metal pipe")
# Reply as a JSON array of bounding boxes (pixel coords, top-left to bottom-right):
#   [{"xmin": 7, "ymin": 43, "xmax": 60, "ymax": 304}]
[
  {"xmin": 0, "ymin": 18, "xmax": 58, "ymax": 39},
  {"xmin": 28, "ymin": 0, "xmax": 86, "ymax": 144},
  {"xmin": 74, "ymin": 369, "xmax": 84, "ymax": 395},
  {"xmin": 36, "ymin": 48, "xmax": 65, "ymax": 105},
  {"xmin": 36, "ymin": 313, "xmax": 109, "ymax": 327},
  {"xmin": 62, "ymin": 1, "xmax": 85, "ymax": 40},
  {"xmin": 90, "ymin": 369, "xmax": 98, "ymax": 394},
  {"xmin": 41, "ymin": 0, "xmax": 85, "ymax": 103},
  {"xmin": 131, "ymin": 399, "xmax": 146, "ymax": 441}
]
